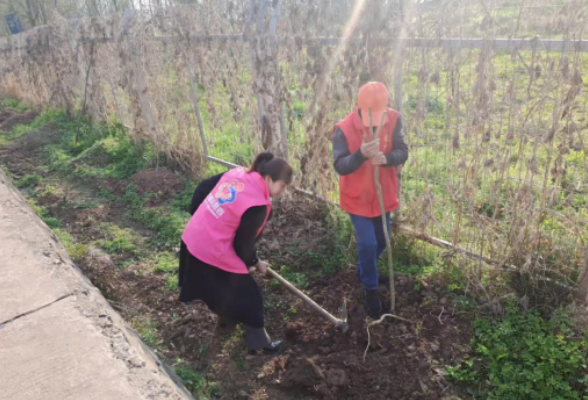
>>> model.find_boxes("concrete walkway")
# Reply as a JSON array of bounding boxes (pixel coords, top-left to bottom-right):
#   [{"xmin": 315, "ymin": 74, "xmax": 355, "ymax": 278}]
[{"xmin": 0, "ymin": 169, "xmax": 194, "ymax": 400}]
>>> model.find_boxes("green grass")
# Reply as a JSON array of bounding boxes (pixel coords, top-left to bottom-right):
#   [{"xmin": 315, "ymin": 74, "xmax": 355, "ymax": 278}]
[
  {"xmin": 122, "ymin": 184, "xmax": 190, "ymax": 251},
  {"xmin": 133, "ymin": 317, "xmax": 162, "ymax": 349},
  {"xmin": 16, "ymin": 173, "xmax": 42, "ymax": 188},
  {"xmin": 53, "ymin": 228, "xmax": 88, "ymax": 260},
  {"xmin": 154, "ymin": 252, "xmax": 178, "ymax": 273},
  {"xmin": 153, "ymin": 252, "xmax": 180, "ymax": 291},
  {"xmin": 2, "ymin": 98, "xmax": 28, "ymax": 112},
  {"xmin": 97, "ymin": 224, "xmax": 143, "ymax": 256},
  {"xmin": 47, "ymin": 127, "xmax": 155, "ymax": 180},
  {"xmin": 174, "ymin": 363, "xmax": 220, "ymax": 399},
  {"xmin": 272, "ymin": 265, "xmax": 309, "ymax": 289},
  {"xmin": 165, "ymin": 274, "xmax": 179, "ymax": 291},
  {"xmin": 446, "ymin": 306, "xmax": 588, "ymax": 400}
]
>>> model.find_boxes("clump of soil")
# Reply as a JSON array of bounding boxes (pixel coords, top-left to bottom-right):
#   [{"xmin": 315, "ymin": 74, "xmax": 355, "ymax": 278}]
[
  {"xmin": 130, "ymin": 168, "xmax": 183, "ymax": 197},
  {"xmin": 100, "ymin": 168, "xmax": 183, "ymax": 206},
  {"xmin": 12, "ymin": 123, "xmax": 59, "ymax": 155},
  {"xmin": 0, "ymin": 123, "xmax": 61, "ymax": 176}
]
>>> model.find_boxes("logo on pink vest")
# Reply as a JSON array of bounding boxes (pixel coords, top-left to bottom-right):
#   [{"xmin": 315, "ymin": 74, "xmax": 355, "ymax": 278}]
[
  {"xmin": 202, "ymin": 179, "xmax": 246, "ymax": 219},
  {"xmin": 215, "ymin": 179, "xmax": 245, "ymax": 205}
]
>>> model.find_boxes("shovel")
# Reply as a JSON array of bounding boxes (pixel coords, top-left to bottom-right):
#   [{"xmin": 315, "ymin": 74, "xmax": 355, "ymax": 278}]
[{"xmin": 264, "ymin": 267, "xmax": 349, "ymax": 333}]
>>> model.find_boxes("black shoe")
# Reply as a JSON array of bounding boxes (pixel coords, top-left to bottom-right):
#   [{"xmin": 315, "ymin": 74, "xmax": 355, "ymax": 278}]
[
  {"xmin": 365, "ymin": 290, "xmax": 382, "ymax": 319},
  {"xmin": 248, "ymin": 341, "xmax": 282, "ymax": 355}
]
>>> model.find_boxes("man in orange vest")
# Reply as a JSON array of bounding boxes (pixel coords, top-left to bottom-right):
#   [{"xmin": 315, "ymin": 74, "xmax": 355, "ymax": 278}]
[{"xmin": 332, "ymin": 82, "xmax": 409, "ymax": 318}]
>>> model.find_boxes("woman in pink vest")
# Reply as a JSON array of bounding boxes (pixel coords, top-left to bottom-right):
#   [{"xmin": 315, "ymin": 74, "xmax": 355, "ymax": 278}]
[{"xmin": 179, "ymin": 152, "xmax": 293, "ymax": 353}]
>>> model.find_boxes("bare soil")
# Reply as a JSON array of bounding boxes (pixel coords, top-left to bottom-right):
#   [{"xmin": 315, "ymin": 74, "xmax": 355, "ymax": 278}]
[
  {"xmin": 0, "ymin": 109, "xmax": 39, "ymax": 131},
  {"xmin": 0, "ymin": 106, "xmax": 473, "ymax": 400}
]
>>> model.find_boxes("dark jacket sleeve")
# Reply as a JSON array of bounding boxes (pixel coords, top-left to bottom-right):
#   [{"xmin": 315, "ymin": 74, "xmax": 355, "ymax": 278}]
[
  {"xmin": 234, "ymin": 206, "xmax": 271, "ymax": 267},
  {"xmin": 189, "ymin": 173, "xmax": 224, "ymax": 215},
  {"xmin": 332, "ymin": 127, "xmax": 367, "ymax": 176},
  {"xmin": 385, "ymin": 115, "xmax": 409, "ymax": 167}
]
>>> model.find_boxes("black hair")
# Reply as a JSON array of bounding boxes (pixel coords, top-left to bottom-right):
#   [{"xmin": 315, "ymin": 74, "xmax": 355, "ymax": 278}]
[{"xmin": 249, "ymin": 152, "xmax": 293, "ymax": 185}]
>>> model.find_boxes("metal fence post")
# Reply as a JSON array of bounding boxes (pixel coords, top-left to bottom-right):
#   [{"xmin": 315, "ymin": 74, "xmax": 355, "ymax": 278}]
[
  {"xmin": 188, "ymin": 68, "xmax": 208, "ymax": 157},
  {"xmin": 392, "ymin": 35, "xmax": 405, "ymax": 225}
]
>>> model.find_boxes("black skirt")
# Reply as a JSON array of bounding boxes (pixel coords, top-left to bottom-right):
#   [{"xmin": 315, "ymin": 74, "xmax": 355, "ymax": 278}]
[{"xmin": 178, "ymin": 241, "xmax": 265, "ymax": 328}]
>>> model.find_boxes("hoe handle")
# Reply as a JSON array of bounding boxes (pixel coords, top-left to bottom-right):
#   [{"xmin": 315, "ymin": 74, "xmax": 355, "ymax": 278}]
[{"xmin": 266, "ymin": 267, "xmax": 348, "ymax": 331}]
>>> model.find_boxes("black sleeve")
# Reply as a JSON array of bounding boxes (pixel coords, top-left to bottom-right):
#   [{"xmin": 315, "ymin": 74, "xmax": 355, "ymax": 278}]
[
  {"xmin": 189, "ymin": 173, "xmax": 224, "ymax": 215},
  {"xmin": 385, "ymin": 115, "xmax": 409, "ymax": 167},
  {"xmin": 332, "ymin": 127, "xmax": 367, "ymax": 176},
  {"xmin": 234, "ymin": 205, "xmax": 268, "ymax": 267}
]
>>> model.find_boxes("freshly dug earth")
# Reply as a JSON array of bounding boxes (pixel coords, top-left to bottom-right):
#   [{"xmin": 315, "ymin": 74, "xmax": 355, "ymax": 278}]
[
  {"xmin": 0, "ymin": 108, "xmax": 473, "ymax": 400},
  {"xmin": 75, "ymin": 248, "xmax": 472, "ymax": 400},
  {"xmin": 99, "ymin": 168, "xmax": 183, "ymax": 207}
]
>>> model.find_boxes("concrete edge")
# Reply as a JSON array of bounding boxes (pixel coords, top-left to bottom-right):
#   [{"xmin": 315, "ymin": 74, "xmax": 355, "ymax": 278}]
[{"xmin": 0, "ymin": 168, "xmax": 196, "ymax": 400}]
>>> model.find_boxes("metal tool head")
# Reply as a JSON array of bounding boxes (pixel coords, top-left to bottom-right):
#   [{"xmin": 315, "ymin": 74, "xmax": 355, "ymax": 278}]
[{"xmin": 336, "ymin": 299, "xmax": 349, "ymax": 333}]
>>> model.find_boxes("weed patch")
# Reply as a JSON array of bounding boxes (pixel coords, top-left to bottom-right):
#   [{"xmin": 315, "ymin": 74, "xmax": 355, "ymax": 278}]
[
  {"xmin": 2, "ymin": 98, "xmax": 28, "ymax": 112},
  {"xmin": 446, "ymin": 306, "xmax": 588, "ymax": 399},
  {"xmin": 53, "ymin": 228, "xmax": 88, "ymax": 260},
  {"xmin": 97, "ymin": 224, "xmax": 142, "ymax": 256},
  {"xmin": 123, "ymin": 184, "xmax": 190, "ymax": 250},
  {"xmin": 132, "ymin": 317, "xmax": 162, "ymax": 349},
  {"xmin": 174, "ymin": 363, "xmax": 219, "ymax": 399},
  {"xmin": 16, "ymin": 173, "xmax": 42, "ymax": 188}
]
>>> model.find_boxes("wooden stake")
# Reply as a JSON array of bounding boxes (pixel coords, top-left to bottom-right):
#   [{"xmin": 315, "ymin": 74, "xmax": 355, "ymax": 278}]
[{"xmin": 368, "ymin": 109, "xmax": 396, "ymax": 312}]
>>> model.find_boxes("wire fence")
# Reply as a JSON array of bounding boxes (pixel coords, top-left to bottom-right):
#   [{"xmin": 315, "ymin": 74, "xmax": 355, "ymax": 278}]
[{"xmin": 1, "ymin": 0, "xmax": 587, "ymax": 298}]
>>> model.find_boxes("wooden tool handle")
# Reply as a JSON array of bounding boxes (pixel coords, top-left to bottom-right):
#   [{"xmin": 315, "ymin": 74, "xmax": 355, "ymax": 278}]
[{"xmin": 266, "ymin": 267, "xmax": 344, "ymax": 327}]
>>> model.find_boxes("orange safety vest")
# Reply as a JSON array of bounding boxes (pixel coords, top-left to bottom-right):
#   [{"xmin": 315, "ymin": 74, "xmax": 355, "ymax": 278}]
[{"xmin": 335, "ymin": 107, "xmax": 400, "ymax": 218}]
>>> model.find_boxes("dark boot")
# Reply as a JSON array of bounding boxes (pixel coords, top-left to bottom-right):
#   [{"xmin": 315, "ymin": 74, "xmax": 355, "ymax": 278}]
[
  {"xmin": 244, "ymin": 326, "xmax": 282, "ymax": 354},
  {"xmin": 259, "ymin": 341, "xmax": 282, "ymax": 354},
  {"xmin": 365, "ymin": 289, "xmax": 382, "ymax": 319}
]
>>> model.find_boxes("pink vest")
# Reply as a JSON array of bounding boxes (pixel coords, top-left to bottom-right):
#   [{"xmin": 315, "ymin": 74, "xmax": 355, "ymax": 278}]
[{"xmin": 182, "ymin": 168, "xmax": 272, "ymax": 274}]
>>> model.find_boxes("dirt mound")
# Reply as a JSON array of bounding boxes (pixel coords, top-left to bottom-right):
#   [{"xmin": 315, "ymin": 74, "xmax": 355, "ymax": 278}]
[
  {"xmin": 252, "ymin": 269, "xmax": 472, "ymax": 400},
  {"xmin": 13, "ymin": 123, "xmax": 59, "ymax": 154},
  {"xmin": 130, "ymin": 168, "xmax": 183, "ymax": 200},
  {"xmin": 0, "ymin": 109, "xmax": 39, "ymax": 131},
  {"xmin": 98, "ymin": 168, "xmax": 183, "ymax": 205},
  {"xmin": 0, "ymin": 123, "xmax": 61, "ymax": 176},
  {"xmin": 0, "ymin": 109, "xmax": 14, "ymax": 126},
  {"xmin": 281, "ymin": 358, "xmax": 324, "ymax": 389}
]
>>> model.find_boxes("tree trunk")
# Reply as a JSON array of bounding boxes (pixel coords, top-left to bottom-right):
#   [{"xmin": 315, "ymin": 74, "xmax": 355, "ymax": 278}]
[
  {"xmin": 249, "ymin": 0, "xmax": 288, "ymax": 159},
  {"xmin": 575, "ymin": 246, "xmax": 588, "ymax": 302}
]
